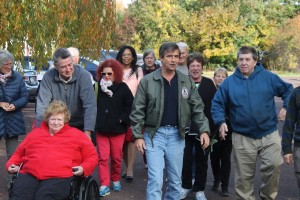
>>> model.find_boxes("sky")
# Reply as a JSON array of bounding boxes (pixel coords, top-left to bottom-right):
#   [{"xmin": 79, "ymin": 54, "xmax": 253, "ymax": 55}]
[{"xmin": 119, "ymin": 0, "xmax": 132, "ymax": 7}]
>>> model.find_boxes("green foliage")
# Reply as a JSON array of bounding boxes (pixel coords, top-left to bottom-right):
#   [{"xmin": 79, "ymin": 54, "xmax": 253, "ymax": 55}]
[
  {"xmin": 264, "ymin": 15, "xmax": 300, "ymax": 71},
  {"xmin": 115, "ymin": 0, "xmax": 300, "ymax": 70},
  {"xmin": 0, "ymin": 0, "xmax": 115, "ymax": 71}
]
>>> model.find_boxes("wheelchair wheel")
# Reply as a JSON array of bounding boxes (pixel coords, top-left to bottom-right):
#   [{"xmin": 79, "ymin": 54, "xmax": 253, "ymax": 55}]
[{"xmin": 79, "ymin": 176, "xmax": 99, "ymax": 200}]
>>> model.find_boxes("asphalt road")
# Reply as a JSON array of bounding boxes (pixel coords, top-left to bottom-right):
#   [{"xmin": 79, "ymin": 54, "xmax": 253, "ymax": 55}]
[{"xmin": 0, "ymin": 77, "xmax": 299, "ymax": 200}]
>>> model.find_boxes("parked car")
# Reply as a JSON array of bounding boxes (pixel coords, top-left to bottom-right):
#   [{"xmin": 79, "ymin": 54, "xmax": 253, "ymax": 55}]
[
  {"xmin": 81, "ymin": 50, "xmax": 117, "ymax": 80},
  {"xmin": 23, "ymin": 70, "xmax": 39, "ymax": 100}
]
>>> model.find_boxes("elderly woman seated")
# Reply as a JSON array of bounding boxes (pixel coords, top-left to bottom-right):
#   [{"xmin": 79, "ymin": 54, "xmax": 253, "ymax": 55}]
[{"xmin": 6, "ymin": 100, "xmax": 98, "ymax": 200}]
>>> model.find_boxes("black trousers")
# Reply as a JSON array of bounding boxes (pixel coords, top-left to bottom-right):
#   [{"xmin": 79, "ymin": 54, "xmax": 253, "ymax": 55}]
[
  {"xmin": 210, "ymin": 138, "xmax": 232, "ymax": 189},
  {"xmin": 11, "ymin": 173, "xmax": 73, "ymax": 200},
  {"xmin": 182, "ymin": 134, "xmax": 209, "ymax": 192}
]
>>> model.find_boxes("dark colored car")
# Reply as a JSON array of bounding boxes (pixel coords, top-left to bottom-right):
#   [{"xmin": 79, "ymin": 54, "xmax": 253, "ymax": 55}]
[
  {"xmin": 23, "ymin": 70, "xmax": 39, "ymax": 100},
  {"xmin": 81, "ymin": 50, "xmax": 117, "ymax": 80}
]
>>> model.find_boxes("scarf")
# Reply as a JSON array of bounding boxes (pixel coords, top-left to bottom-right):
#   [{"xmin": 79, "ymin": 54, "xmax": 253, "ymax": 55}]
[
  {"xmin": 100, "ymin": 78, "xmax": 113, "ymax": 97},
  {"xmin": 0, "ymin": 71, "xmax": 12, "ymax": 85}
]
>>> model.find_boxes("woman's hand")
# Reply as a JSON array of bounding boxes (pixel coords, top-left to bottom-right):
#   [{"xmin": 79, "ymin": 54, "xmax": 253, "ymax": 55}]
[
  {"xmin": 0, "ymin": 102, "xmax": 15, "ymax": 111},
  {"xmin": 0, "ymin": 102, "xmax": 9, "ymax": 110},
  {"xmin": 8, "ymin": 164, "xmax": 20, "ymax": 173},
  {"xmin": 72, "ymin": 166, "xmax": 84, "ymax": 176},
  {"xmin": 6, "ymin": 104, "xmax": 16, "ymax": 111}
]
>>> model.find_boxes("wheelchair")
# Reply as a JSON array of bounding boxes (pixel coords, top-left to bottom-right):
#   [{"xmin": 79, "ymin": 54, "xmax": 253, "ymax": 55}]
[
  {"xmin": 67, "ymin": 176, "xmax": 99, "ymax": 200},
  {"xmin": 8, "ymin": 174, "xmax": 100, "ymax": 200}
]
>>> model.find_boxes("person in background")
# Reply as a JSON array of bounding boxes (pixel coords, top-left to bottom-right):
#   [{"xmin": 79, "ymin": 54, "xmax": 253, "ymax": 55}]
[
  {"xmin": 282, "ymin": 85, "xmax": 300, "ymax": 199},
  {"xmin": 131, "ymin": 42, "xmax": 210, "ymax": 200},
  {"xmin": 211, "ymin": 46, "xmax": 293, "ymax": 200},
  {"xmin": 212, "ymin": 67, "xmax": 228, "ymax": 89},
  {"xmin": 141, "ymin": 49, "xmax": 160, "ymax": 76},
  {"xmin": 116, "ymin": 45, "xmax": 143, "ymax": 182},
  {"xmin": 95, "ymin": 59, "xmax": 133, "ymax": 196},
  {"xmin": 176, "ymin": 42, "xmax": 189, "ymax": 75},
  {"xmin": 67, "ymin": 47, "xmax": 95, "ymax": 86},
  {"xmin": 0, "ymin": 49, "xmax": 29, "ymax": 160},
  {"xmin": 36, "ymin": 48, "xmax": 96, "ymax": 139},
  {"xmin": 210, "ymin": 67, "xmax": 233, "ymax": 196},
  {"xmin": 180, "ymin": 53, "xmax": 216, "ymax": 200},
  {"xmin": 6, "ymin": 100, "xmax": 98, "ymax": 200},
  {"xmin": 67, "ymin": 47, "xmax": 80, "ymax": 64},
  {"xmin": 140, "ymin": 48, "xmax": 160, "ymax": 169}
]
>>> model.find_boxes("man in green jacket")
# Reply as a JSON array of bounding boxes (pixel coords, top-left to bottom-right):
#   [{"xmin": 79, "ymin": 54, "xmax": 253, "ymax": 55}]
[{"xmin": 130, "ymin": 42, "xmax": 210, "ymax": 200}]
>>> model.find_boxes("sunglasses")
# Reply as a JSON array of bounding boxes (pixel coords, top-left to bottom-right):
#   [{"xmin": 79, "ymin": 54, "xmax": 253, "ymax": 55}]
[{"xmin": 101, "ymin": 72, "xmax": 113, "ymax": 76}]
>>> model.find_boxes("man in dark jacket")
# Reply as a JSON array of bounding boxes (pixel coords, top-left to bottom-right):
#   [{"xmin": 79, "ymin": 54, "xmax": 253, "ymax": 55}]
[
  {"xmin": 211, "ymin": 46, "xmax": 293, "ymax": 200},
  {"xmin": 181, "ymin": 53, "xmax": 217, "ymax": 200}
]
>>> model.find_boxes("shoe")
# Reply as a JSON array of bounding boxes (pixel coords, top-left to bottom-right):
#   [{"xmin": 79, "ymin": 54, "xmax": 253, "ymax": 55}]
[
  {"xmin": 195, "ymin": 191, "xmax": 207, "ymax": 200},
  {"xmin": 112, "ymin": 181, "xmax": 121, "ymax": 191},
  {"xmin": 180, "ymin": 187, "xmax": 192, "ymax": 199},
  {"xmin": 126, "ymin": 175, "xmax": 134, "ymax": 182},
  {"xmin": 99, "ymin": 186, "xmax": 110, "ymax": 197},
  {"xmin": 121, "ymin": 173, "xmax": 126, "ymax": 178},
  {"xmin": 220, "ymin": 188, "xmax": 230, "ymax": 196},
  {"xmin": 211, "ymin": 181, "xmax": 220, "ymax": 191}
]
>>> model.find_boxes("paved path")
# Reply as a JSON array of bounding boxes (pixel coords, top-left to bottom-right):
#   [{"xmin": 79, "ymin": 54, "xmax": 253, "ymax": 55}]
[{"xmin": 0, "ymin": 77, "xmax": 299, "ymax": 200}]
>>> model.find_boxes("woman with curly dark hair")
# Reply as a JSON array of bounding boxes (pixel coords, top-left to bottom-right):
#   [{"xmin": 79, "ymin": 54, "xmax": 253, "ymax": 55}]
[
  {"xmin": 116, "ymin": 46, "xmax": 143, "ymax": 182},
  {"xmin": 95, "ymin": 59, "xmax": 133, "ymax": 197}
]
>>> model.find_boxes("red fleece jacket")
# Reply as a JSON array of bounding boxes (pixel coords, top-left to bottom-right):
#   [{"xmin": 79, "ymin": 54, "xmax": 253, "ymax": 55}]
[{"xmin": 6, "ymin": 121, "xmax": 98, "ymax": 180}]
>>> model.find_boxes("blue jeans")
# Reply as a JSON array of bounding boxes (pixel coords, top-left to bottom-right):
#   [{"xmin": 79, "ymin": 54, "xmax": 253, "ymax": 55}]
[{"xmin": 144, "ymin": 126, "xmax": 185, "ymax": 200}]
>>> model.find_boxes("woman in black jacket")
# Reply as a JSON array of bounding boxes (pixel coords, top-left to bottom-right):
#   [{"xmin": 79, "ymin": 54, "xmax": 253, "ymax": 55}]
[{"xmin": 95, "ymin": 59, "xmax": 133, "ymax": 197}]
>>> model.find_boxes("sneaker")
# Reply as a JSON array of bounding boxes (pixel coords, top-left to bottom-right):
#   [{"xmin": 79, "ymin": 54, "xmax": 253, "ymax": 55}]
[
  {"xmin": 180, "ymin": 187, "xmax": 192, "ymax": 199},
  {"xmin": 99, "ymin": 186, "xmax": 110, "ymax": 197},
  {"xmin": 220, "ymin": 188, "xmax": 230, "ymax": 196},
  {"xmin": 195, "ymin": 191, "xmax": 207, "ymax": 200},
  {"xmin": 112, "ymin": 181, "xmax": 121, "ymax": 191},
  {"xmin": 211, "ymin": 181, "xmax": 220, "ymax": 191}
]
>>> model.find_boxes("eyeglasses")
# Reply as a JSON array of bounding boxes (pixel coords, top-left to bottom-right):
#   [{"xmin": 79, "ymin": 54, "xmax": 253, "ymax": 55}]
[{"xmin": 101, "ymin": 72, "xmax": 113, "ymax": 76}]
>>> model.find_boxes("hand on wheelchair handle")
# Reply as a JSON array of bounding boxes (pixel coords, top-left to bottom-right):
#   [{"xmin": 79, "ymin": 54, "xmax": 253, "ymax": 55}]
[{"xmin": 72, "ymin": 166, "xmax": 84, "ymax": 176}]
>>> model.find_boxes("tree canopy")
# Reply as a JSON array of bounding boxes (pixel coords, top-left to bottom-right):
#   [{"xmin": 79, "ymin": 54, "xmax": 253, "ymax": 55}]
[
  {"xmin": 115, "ymin": 0, "xmax": 300, "ymax": 70},
  {"xmin": 0, "ymin": 0, "xmax": 115, "ymax": 70}
]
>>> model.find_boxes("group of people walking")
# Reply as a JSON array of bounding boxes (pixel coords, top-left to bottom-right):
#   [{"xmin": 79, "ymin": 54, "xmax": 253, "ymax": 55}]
[{"xmin": 0, "ymin": 42, "xmax": 299, "ymax": 200}]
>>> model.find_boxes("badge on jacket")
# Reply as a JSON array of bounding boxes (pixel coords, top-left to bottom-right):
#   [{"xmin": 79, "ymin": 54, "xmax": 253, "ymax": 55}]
[{"xmin": 182, "ymin": 87, "xmax": 189, "ymax": 99}]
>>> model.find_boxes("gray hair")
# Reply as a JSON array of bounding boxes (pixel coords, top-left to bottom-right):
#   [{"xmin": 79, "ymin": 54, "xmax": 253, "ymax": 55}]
[
  {"xmin": 159, "ymin": 42, "xmax": 179, "ymax": 58},
  {"xmin": 176, "ymin": 42, "xmax": 188, "ymax": 51},
  {"xmin": 143, "ymin": 49, "xmax": 156, "ymax": 61},
  {"xmin": 53, "ymin": 48, "xmax": 72, "ymax": 66},
  {"xmin": 214, "ymin": 67, "xmax": 228, "ymax": 77},
  {"xmin": 67, "ymin": 47, "xmax": 79, "ymax": 57},
  {"xmin": 0, "ymin": 49, "xmax": 14, "ymax": 67}
]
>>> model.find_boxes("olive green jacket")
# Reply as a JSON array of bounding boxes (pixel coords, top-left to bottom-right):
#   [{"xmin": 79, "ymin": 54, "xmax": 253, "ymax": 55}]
[{"xmin": 130, "ymin": 68, "xmax": 210, "ymax": 141}]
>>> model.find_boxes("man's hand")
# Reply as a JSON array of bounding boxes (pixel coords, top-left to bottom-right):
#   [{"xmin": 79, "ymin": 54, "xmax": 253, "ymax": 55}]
[
  {"xmin": 278, "ymin": 108, "xmax": 287, "ymax": 121},
  {"xmin": 200, "ymin": 132, "xmax": 210, "ymax": 149},
  {"xmin": 84, "ymin": 130, "xmax": 91, "ymax": 140},
  {"xmin": 8, "ymin": 164, "xmax": 19, "ymax": 173},
  {"xmin": 135, "ymin": 139, "xmax": 146, "ymax": 155},
  {"xmin": 219, "ymin": 123, "xmax": 228, "ymax": 140},
  {"xmin": 284, "ymin": 154, "xmax": 293, "ymax": 164}
]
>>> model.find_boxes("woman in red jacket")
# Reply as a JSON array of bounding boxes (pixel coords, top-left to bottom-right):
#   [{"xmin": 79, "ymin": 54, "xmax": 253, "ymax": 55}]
[{"xmin": 6, "ymin": 100, "xmax": 98, "ymax": 200}]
